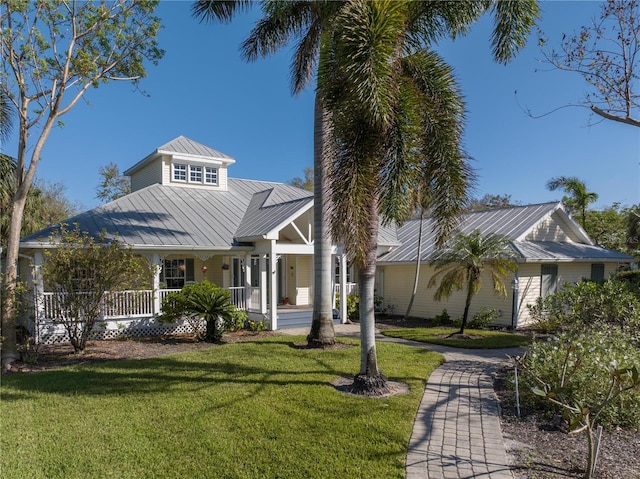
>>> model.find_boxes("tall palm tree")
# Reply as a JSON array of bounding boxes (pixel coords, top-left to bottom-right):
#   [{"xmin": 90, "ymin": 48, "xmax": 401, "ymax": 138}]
[
  {"xmin": 317, "ymin": 0, "xmax": 537, "ymax": 392},
  {"xmin": 546, "ymin": 176, "xmax": 598, "ymax": 228},
  {"xmin": 428, "ymin": 230, "xmax": 517, "ymax": 334},
  {"xmin": 195, "ymin": 0, "xmax": 538, "ymax": 391},
  {"xmin": 193, "ymin": 0, "xmax": 344, "ymax": 347}
]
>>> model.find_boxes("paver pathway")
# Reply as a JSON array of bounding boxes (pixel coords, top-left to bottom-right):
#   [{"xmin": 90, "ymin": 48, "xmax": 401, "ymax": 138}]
[
  {"xmin": 404, "ymin": 346, "xmax": 520, "ymax": 479},
  {"xmin": 281, "ymin": 324, "xmax": 524, "ymax": 479}
]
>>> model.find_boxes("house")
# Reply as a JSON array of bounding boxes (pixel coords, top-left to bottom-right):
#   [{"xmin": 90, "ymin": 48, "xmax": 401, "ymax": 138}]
[
  {"xmin": 19, "ymin": 136, "xmax": 399, "ymax": 343},
  {"xmin": 377, "ymin": 202, "xmax": 636, "ymax": 327},
  {"xmin": 18, "ymin": 137, "xmax": 635, "ymax": 342}
]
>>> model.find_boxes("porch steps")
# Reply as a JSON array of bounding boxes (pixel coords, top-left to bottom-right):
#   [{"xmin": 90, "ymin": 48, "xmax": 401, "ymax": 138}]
[{"xmin": 276, "ymin": 309, "xmax": 341, "ymax": 330}]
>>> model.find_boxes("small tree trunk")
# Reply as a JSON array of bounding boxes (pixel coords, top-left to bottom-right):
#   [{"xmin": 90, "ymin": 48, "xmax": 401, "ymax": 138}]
[
  {"xmin": 459, "ymin": 276, "xmax": 476, "ymax": 334},
  {"xmin": 584, "ymin": 421, "xmax": 596, "ymax": 479},
  {"xmin": 404, "ymin": 209, "xmax": 424, "ymax": 321}
]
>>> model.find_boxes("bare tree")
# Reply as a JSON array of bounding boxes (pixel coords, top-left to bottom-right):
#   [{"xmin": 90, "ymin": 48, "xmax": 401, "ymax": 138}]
[
  {"xmin": 0, "ymin": 1, "xmax": 163, "ymax": 371},
  {"xmin": 540, "ymin": 0, "xmax": 639, "ymax": 127}
]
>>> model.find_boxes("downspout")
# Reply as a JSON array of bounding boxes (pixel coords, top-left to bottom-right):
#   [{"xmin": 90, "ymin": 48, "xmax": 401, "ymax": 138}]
[{"xmin": 511, "ymin": 272, "xmax": 520, "ymax": 331}]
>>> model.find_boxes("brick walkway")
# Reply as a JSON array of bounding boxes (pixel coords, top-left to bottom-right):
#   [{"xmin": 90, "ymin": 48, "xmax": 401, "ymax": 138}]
[
  {"xmin": 406, "ymin": 358, "xmax": 514, "ymax": 479},
  {"xmin": 281, "ymin": 324, "xmax": 523, "ymax": 479}
]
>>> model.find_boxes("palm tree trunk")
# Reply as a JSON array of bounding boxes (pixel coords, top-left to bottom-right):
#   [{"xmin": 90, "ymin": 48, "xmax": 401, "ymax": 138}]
[
  {"xmin": 307, "ymin": 95, "xmax": 335, "ymax": 346},
  {"xmin": 404, "ymin": 209, "xmax": 424, "ymax": 321},
  {"xmin": 460, "ymin": 275, "xmax": 475, "ymax": 334},
  {"xmin": 352, "ymin": 199, "xmax": 388, "ymax": 394}
]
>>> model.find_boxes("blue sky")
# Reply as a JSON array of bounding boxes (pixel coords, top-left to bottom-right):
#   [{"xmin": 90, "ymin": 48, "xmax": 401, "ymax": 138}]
[{"xmin": 2, "ymin": 0, "xmax": 638, "ymax": 212}]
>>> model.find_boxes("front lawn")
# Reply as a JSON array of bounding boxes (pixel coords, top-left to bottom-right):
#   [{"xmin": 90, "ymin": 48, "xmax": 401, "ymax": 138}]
[
  {"xmin": 381, "ymin": 327, "xmax": 532, "ymax": 348},
  {"xmin": 1, "ymin": 337, "xmax": 443, "ymax": 479}
]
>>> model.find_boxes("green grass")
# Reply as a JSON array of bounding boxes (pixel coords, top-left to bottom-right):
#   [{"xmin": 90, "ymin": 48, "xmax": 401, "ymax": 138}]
[
  {"xmin": 381, "ymin": 327, "xmax": 532, "ymax": 348},
  {"xmin": 1, "ymin": 336, "xmax": 443, "ymax": 479}
]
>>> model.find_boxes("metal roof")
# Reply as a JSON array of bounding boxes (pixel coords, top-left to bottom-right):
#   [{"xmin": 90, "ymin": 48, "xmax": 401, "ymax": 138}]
[
  {"xmin": 377, "ymin": 202, "xmax": 633, "ymax": 264},
  {"xmin": 20, "ymin": 179, "xmax": 312, "ymax": 250},
  {"xmin": 123, "ymin": 136, "xmax": 235, "ymax": 177},
  {"xmin": 512, "ymin": 241, "xmax": 636, "ymax": 262}
]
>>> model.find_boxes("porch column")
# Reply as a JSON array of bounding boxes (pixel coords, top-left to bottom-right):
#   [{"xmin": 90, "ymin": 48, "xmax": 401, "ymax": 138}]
[
  {"xmin": 244, "ymin": 255, "xmax": 252, "ymax": 310},
  {"xmin": 152, "ymin": 254, "xmax": 162, "ymax": 316},
  {"xmin": 339, "ymin": 252, "xmax": 348, "ymax": 324},
  {"xmin": 260, "ymin": 254, "xmax": 267, "ymax": 315},
  {"xmin": 32, "ymin": 252, "xmax": 45, "ymax": 344},
  {"xmin": 269, "ymin": 242, "xmax": 278, "ymax": 331}
]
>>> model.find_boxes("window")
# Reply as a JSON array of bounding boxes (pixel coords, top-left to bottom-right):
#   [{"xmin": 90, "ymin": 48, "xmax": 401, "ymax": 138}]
[
  {"xmin": 541, "ymin": 264, "xmax": 558, "ymax": 297},
  {"xmin": 591, "ymin": 263, "xmax": 605, "ymax": 283},
  {"xmin": 161, "ymin": 258, "xmax": 194, "ymax": 289},
  {"xmin": 189, "ymin": 165, "xmax": 202, "ymax": 183},
  {"xmin": 205, "ymin": 167, "xmax": 218, "ymax": 185},
  {"xmin": 173, "ymin": 163, "xmax": 187, "ymax": 182}
]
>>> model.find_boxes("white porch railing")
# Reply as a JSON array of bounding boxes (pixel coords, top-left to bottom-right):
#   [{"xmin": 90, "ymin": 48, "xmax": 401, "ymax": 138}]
[
  {"xmin": 334, "ymin": 282, "xmax": 358, "ymax": 297},
  {"xmin": 39, "ymin": 283, "xmax": 354, "ymax": 322}
]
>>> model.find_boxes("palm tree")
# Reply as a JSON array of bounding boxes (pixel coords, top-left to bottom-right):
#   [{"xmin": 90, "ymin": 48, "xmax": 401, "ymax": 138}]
[
  {"xmin": 0, "ymin": 90, "xmax": 13, "ymax": 143},
  {"xmin": 428, "ymin": 230, "xmax": 517, "ymax": 334},
  {"xmin": 193, "ymin": 0, "xmax": 344, "ymax": 347},
  {"xmin": 546, "ymin": 176, "xmax": 598, "ymax": 228},
  {"xmin": 195, "ymin": 0, "xmax": 539, "ymax": 392},
  {"xmin": 185, "ymin": 286, "xmax": 236, "ymax": 342},
  {"xmin": 317, "ymin": 0, "xmax": 537, "ymax": 392}
]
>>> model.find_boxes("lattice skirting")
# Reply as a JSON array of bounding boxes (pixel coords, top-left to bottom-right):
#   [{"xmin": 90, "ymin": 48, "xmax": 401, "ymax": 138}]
[{"xmin": 34, "ymin": 316, "xmax": 205, "ymax": 345}]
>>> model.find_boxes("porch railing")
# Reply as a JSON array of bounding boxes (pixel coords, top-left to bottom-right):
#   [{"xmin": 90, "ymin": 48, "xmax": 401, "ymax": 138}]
[
  {"xmin": 39, "ymin": 283, "xmax": 354, "ymax": 322},
  {"xmin": 334, "ymin": 282, "xmax": 358, "ymax": 297}
]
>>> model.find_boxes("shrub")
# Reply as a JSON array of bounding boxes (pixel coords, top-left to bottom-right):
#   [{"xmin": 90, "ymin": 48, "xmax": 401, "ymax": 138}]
[
  {"xmin": 336, "ymin": 293, "xmax": 359, "ymax": 321},
  {"xmin": 226, "ymin": 309, "xmax": 247, "ymax": 332},
  {"xmin": 432, "ymin": 309, "xmax": 450, "ymax": 326},
  {"xmin": 452, "ymin": 308, "xmax": 497, "ymax": 329},
  {"xmin": 518, "ymin": 328, "xmax": 640, "ymax": 428},
  {"xmin": 159, "ymin": 280, "xmax": 236, "ymax": 342},
  {"xmin": 528, "ymin": 279, "xmax": 640, "ymax": 333},
  {"xmin": 246, "ymin": 318, "xmax": 267, "ymax": 332}
]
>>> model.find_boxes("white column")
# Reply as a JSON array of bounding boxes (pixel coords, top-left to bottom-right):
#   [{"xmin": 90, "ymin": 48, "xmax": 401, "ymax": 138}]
[
  {"xmin": 32, "ymin": 252, "xmax": 45, "ymax": 344},
  {"xmin": 340, "ymin": 253, "xmax": 348, "ymax": 323},
  {"xmin": 260, "ymin": 254, "xmax": 267, "ymax": 315},
  {"xmin": 269, "ymin": 242, "xmax": 278, "ymax": 330},
  {"xmin": 152, "ymin": 254, "xmax": 161, "ymax": 316},
  {"xmin": 244, "ymin": 255, "xmax": 252, "ymax": 310}
]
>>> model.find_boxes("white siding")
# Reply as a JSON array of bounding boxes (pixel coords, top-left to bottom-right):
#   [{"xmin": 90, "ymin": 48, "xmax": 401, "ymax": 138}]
[
  {"xmin": 525, "ymin": 211, "xmax": 583, "ymax": 243},
  {"xmin": 295, "ymin": 255, "xmax": 312, "ymax": 306},
  {"xmin": 380, "ymin": 264, "xmax": 513, "ymax": 326},
  {"xmin": 131, "ymin": 158, "xmax": 163, "ymax": 192}
]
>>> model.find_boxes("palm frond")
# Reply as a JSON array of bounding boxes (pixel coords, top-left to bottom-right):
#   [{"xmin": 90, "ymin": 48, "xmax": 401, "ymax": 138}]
[
  {"xmin": 191, "ymin": 1, "xmax": 253, "ymax": 24},
  {"xmin": 489, "ymin": 0, "xmax": 539, "ymax": 64}
]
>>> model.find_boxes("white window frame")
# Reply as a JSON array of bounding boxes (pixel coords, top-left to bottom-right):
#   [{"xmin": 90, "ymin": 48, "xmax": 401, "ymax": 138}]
[
  {"xmin": 189, "ymin": 165, "xmax": 203, "ymax": 183},
  {"xmin": 173, "ymin": 163, "xmax": 187, "ymax": 182},
  {"xmin": 205, "ymin": 166, "xmax": 218, "ymax": 185}
]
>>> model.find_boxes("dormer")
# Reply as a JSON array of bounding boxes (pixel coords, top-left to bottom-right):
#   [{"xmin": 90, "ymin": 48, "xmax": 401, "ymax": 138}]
[{"xmin": 123, "ymin": 136, "xmax": 236, "ymax": 192}]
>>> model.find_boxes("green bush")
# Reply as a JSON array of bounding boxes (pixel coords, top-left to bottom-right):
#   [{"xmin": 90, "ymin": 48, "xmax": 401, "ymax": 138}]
[
  {"xmin": 520, "ymin": 328, "xmax": 640, "ymax": 428},
  {"xmin": 452, "ymin": 308, "xmax": 497, "ymax": 329},
  {"xmin": 226, "ymin": 309, "xmax": 248, "ymax": 332},
  {"xmin": 432, "ymin": 309, "xmax": 451, "ymax": 326},
  {"xmin": 159, "ymin": 280, "xmax": 236, "ymax": 341},
  {"xmin": 336, "ymin": 293, "xmax": 359, "ymax": 321},
  {"xmin": 528, "ymin": 279, "xmax": 640, "ymax": 333}
]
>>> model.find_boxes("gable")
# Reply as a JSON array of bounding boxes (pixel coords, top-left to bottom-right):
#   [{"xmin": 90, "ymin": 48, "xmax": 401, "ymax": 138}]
[{"xmin": 524, "ymin": 211, "xmax": 585, "ymax": 243}]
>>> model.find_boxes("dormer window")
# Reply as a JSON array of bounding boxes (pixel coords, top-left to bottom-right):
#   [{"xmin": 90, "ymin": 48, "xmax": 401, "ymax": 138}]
[
  {"xmin": 173, "ymin": 163, "xmax": 187, "ymax": 182},
  {"xmin": 189, "ymin": 165, "xmax": 202, "ymax": 183},
  {"xmin": 171, "ymin": 161, "xmax": 219, "ymax": 186},
  {"xmin": 205, "ymin": 167, "xmax": 218, "ymax": 185}
]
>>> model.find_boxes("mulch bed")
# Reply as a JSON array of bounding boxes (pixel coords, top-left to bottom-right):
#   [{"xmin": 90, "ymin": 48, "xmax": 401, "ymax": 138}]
[{"xmin": 494, "ymin": 368, "xmax": 640, "ymax": 479}]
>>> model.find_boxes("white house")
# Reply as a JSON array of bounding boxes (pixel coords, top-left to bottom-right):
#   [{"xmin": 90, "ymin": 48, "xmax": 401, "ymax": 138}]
[
  {"xmin": 377, "ymin": 202, "xmax": 635, "ymax": 327},
  {"xmin": 18, "ymin": 137, "xmax": 635, "ymax": 342}
]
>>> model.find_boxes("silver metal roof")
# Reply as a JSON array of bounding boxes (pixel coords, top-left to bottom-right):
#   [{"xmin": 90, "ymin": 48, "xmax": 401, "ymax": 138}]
[
  {"xmin": 21, "ymin": 179, "xmax": 312, "ymax": 250},
  {"xmin": 377, "ymin": 202, "xmax": 633, "ymax": 264},
  {"xmin": 512, "ymin": 241, "xmax": 635, "ymax": 262},
  {"xmin": 123, "ymin": 136, "xmax": 236, "ymax": 177}
]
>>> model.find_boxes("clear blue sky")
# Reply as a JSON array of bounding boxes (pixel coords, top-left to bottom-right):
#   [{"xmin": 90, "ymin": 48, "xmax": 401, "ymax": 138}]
[{"xmin": 2, "ymin": 0, "xmax": 639, "ymax": 212}]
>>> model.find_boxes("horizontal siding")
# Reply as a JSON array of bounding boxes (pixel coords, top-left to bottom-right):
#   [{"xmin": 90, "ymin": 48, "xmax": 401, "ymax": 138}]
[
  {"xmin": 131, "ymin": 159, "xmax": 162, "ymax": 192},
  {"xmin": 295, "ymin": 255, "xmax": 312, "ymax": 306},
  {"xmin": 381, "ymin": 264, "xmax": 513, "ymax": 326}
]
